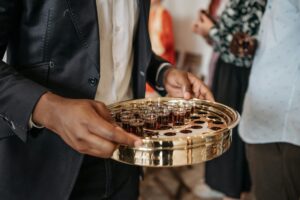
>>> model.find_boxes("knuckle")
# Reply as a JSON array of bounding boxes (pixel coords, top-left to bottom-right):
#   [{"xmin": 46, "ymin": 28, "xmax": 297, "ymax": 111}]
[
  {"xmin": 105, "ymin": 126, "xmax": 117, "ymax": 141},
  {"xmin": 108, "ymin": 131, "xmax": 117, "ymax": 141},
  {"xmin": 79, "ymin": 119, "xmax": 89, "ymax": 127},
  {"xmin": 98, "ymin": 102, "xmax": 105, "ymax": 107},
  {"xmin": 75, "ymin": 144, "xmax": 87, "ymax": 153},
  {"xmin": 75, "ymin": 132, "xmax": 86, "ymax": 142},
  {"xmin": 95, "ymin": 101, "xmax": 105, "ymax": 109}
]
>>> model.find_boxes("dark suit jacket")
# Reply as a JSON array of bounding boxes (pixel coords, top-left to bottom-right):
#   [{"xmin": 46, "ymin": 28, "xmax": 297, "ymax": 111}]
[{"xmin": 0, "ymin": 0, "xmax": 168, "ymax": 199}]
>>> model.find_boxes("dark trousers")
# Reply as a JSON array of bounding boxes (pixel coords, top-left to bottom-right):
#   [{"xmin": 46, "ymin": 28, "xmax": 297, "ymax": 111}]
[
  {"xmin": 69, "ymin": 156, "xmax": 140, "ymax": 200},
  {"xmin": 246, "ymin": 143, "xmax": 300, "ymax": 200},
  {"xmin": 205, "ymin": 58, "xmax": 251, "ymax": 198}
]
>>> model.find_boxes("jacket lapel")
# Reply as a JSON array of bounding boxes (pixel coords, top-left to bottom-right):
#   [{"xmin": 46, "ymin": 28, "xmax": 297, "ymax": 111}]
[
  {"xmin": 135, "ymin": 0, "xmax": 152, "ymax": 67},
  {"xmin": 65, "ymin": 0, "xmax": 151, "ymax": 75}
]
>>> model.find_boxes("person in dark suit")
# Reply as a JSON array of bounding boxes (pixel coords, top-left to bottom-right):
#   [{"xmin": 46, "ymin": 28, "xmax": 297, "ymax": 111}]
[{"xmin": 0, "ymin": 1, "xmax": 213, "ymax": 199}]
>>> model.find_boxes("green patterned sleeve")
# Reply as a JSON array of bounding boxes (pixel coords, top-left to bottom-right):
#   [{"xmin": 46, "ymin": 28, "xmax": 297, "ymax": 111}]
[
  {"xmin": 208, "ymin": 0, "xmax": 241, "ymax": 54},
  {"xmin": 240, "ymin": 0, "xmax": 266, "ymax": 35},
  {"xmin": 208, "ymin": 25, "xmax": 222, "ymax": 53}
]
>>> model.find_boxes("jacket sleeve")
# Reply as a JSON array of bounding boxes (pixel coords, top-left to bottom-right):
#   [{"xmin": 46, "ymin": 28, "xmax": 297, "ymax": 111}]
[
  {"xmin": 146, "ymin": 52, "xmax": 172, "ymax": 96},
  {"xmin": 0, "ymin": 0, "xmax": 48, "ymax": 142}
]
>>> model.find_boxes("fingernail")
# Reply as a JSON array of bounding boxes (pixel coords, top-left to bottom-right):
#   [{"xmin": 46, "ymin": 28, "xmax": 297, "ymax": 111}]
[
  {"xmin": 184, "ymin": 91, "xmax": 191, "ymax": 99},
  {"xmin": 134, "ymin": 140, "xmax": 143, "ymax": 147}
]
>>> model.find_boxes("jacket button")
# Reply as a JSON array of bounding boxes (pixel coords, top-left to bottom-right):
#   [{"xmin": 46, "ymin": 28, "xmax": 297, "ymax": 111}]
[{"xmin": 88, "ymin": 77, "xmax": 98, "ymax": 87}]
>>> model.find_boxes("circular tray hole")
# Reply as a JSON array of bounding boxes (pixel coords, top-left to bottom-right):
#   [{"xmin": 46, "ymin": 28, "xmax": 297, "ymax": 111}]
[
  {"xmin": 164, "ymin": 132, "xmax": 176, "ymax": 136},
  {"xmin": 210, "ymin": 127, "xmax": 221, "ymax": 131},
  {"xmin": 190, "ymin": 116, "xmax": 200, "ymax": 120},
  {"xmin": 191, "ymin": 125, "xmax": 203, "ymax": 129},
  {"xmin": 197, "ymin": 111, "xmax": 208, "ymax": 115},
  {"xmin": 194, "ymin": 120, "xmax": 205, "ymax": 124},
  {"xmin": 159, "ymin": 125, "xmax": 172, "ymax": 130},
  {"xmin": 213, "ymin": 121, "xmax": 224, "ymax": 125},
  {"xmin": 207, "ymin": 116, "xmax": 221, "ymax": 120},
  {"xmin": 180, "ymin": 129, "xmax": 193, "ymax": 134}
]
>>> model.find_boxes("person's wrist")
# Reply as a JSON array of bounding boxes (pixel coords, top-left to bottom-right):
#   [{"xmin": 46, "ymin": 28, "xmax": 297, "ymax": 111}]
[
  {"xmin": 162, "ymin": 67, "xmax": 175, "ymax": 86},
  {"xmin": 155, "ymin": 64, "xmax": 172, "ymax": 90},
  {"xmin": 29, "ymin": 114, "xmax": 44, "ymax": 129},
  {"xmin": 32, "ymin": 92, "xmax": 64, "ymax": 130}
]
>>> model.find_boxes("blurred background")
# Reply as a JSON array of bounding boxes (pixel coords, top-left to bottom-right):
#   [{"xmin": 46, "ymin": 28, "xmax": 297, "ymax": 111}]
[
  {"xmin": 141, "ymin": 1, "xmax": 228, "ymax": 200},
  {"xmin": 145, "ymin": 0, "xmax": 225, "ymax": 97}
]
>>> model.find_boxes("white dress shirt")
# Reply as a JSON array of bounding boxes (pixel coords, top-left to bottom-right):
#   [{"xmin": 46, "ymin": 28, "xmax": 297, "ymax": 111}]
[
  {"xmin": 239, "ymin": 0, "xmax": 300, "ymax": 146},
  {"xmin": 95, "ymin": 0, "xmax": 139, "ymax": 105}
]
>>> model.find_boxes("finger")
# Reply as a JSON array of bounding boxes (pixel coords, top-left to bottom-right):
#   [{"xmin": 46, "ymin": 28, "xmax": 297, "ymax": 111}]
[
  {"xmin": 187, "ymin": 73, "xmax": 215, "ymax": 101},
  {"xmin": 165, "ymin": 69, "xmax": 193, "ymax": 99},
  {"xmin": 58, "ymin": 130, "xmax": 77, "ymax": 150},
  {"xmin": 87, "ymin": 147, "xmax": 116, "ymax": 159},
  {"xmin": 63, "ymin": 127, "xmax": 118, "ymax": 158},
  {"xmin": 199, "ymin": 95, "xmax": 205, "ymax": 100},
  {"xmin": 186, "ymin": 72, "xmax": 202, "ymax": 98},
  {"xmin": 87, "ymin": 117, "xmax": 142, "ymax": 147},
  {"xmin": 196, "ymin": 93, "xmax": 210, "ymax": 101},
  {"xmin": 59, "ymin": 128, "xmax": 97, "ymax": 155},
  {"xmin": 174, "ymin": 72, "xmax": 193, "ymax": 99},
  {"xmin": 192, "ymin": 81, "xmax": 201, "ymax": 98},
  {"xmin": 81, "ymin": 133, "xmax": 117, "ymax": 158},
  {"xmin": 201, "ymin": 86, "xmax": 215, "ymax": 102},
  {"xmin": 187, "ymin": 73, "xmax": 204, "ymax": 98}
]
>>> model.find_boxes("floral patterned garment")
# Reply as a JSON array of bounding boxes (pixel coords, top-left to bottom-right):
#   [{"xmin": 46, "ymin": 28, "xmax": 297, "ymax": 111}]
[{"xmin": 209, "ymin": 0, "xmax": 266, "ymax": 67}]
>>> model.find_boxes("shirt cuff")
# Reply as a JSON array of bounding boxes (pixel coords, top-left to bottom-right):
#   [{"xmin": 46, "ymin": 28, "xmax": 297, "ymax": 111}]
[
  {"xmin": 155, "ymin": 63, "xmax": 172, "ymax": 91},
  {"xmin": 29, "ymin": 114, "xmax": 44, "ymax": 129}
]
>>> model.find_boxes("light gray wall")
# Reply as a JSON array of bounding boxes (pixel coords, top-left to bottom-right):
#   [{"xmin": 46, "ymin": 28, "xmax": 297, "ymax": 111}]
[{"xmin": 162, "ymin": 0, "xmax": 214, "ymax": 80}]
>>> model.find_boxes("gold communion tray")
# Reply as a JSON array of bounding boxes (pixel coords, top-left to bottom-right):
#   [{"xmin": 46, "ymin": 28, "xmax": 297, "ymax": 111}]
[{"xmin": 108, "ymin": 97, "xmax": 240, "ymax": 167}]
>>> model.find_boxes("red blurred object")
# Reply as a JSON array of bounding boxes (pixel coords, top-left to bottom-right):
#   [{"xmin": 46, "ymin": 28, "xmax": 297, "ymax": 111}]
[
  {"xmin": 208, "ymin": 0, "xmax": 221, "ymax": 18},
  {"xmin": 147, "ymin": 3, "xmax": 176, "ymax": 93}
]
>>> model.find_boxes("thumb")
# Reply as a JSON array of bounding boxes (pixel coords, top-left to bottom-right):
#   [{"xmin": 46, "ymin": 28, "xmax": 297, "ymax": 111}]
[{"xmin": 92, "ymin": 101, "xmax": 113, "ymax": 122}]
